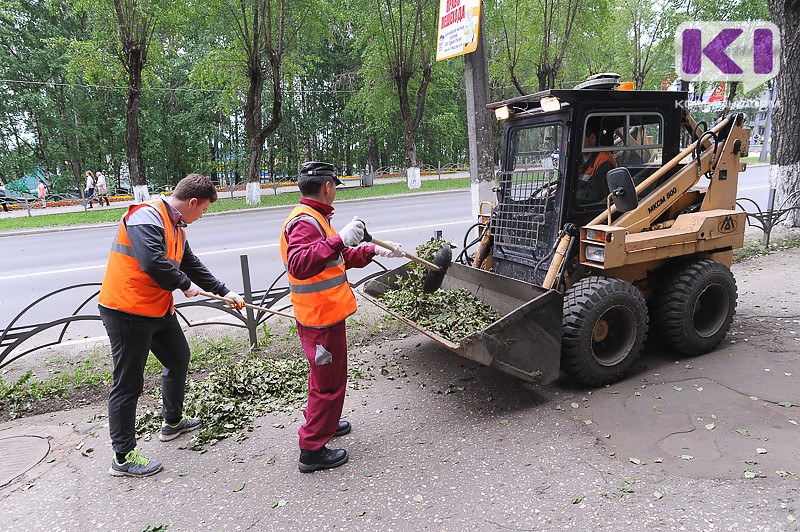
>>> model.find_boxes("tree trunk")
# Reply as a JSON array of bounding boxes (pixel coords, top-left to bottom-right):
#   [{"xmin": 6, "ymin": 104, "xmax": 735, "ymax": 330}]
[
  {"xmin": 768, "ymin": 0, "xmax": 800, "ymax": 225},
  {"xmin": 402, "ymin": 126, "xmax": 419, "ymax": 168},
  {"xmin": 246, "ymin": 141, "xmax": 263, "ymax": 203},
  {"xmin": 395, "ymin": 75, "xmax": 417, "ymax": 168},
  {"xmin": 537, "ymin": 68, "xmax": 549, "ymax": 91},
  {"xmin": 381, "ymin": 133, "xmax": 389, "ymax": 168},
  {"xmin": 344, "ymin": 135, "xmax": 351, "ymax": 175},
  {"xmin": 367, "ymin": 134, "xmax": 379, "ymax": 172},
  {"xmin": 244, "ymin": 60, "xmax": 265, "ymax": 205},
  {"xmin": 210, "ymin": 137, "xmax": 219, "ymax": 183},
  {"xmin": 720, "ymin": 82, "xmax": 739, "ymax": 118},
  {"xmin": 125, "ymin": 48, "xmax": 148, "ymax": 202}
]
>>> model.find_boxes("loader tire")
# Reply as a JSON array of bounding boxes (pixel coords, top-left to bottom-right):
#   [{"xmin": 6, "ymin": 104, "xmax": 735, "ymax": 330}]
[
  {"xmin": 651, "ymin": 259, "xmax": 737, "ymax": 356},
  {"xmin": 562, "ymin": 277, "xmax": 648, "ymax": 387}
]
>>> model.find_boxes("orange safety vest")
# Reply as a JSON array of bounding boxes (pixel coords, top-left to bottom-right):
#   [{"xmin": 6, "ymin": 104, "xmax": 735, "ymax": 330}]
[
  {"xmin": 279, "ymin": 205, "xmax": 357, "ymax": 328},
  {"xmin": 98, "ymin": 199, "xmax": 186, "ymax": 317},
  {"xmin": 581, "ymin": 151, "xmax": 617, "ymax": 178}
]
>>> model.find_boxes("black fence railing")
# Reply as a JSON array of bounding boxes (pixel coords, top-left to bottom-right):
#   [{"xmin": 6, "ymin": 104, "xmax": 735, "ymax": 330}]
[
  {"xmin": 0, "ymin": 254, "xmax": 389, "ymax": 369},
  {"xmin": 737, "ymin": 188, "xmax": 800, "ymax": 247}
]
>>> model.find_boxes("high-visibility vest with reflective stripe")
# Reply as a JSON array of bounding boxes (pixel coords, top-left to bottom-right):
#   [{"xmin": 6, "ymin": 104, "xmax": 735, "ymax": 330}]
[
  {"xmin": 279, "ymin": 205, "xmax": 357, "ymax": 328},
  {"xmin": 98, "ymin": 199, "xmax": 186, "ymax": 317},
  {"xmin": 580, "ymin": 151, "xmax": 617, "ymax": 178}
]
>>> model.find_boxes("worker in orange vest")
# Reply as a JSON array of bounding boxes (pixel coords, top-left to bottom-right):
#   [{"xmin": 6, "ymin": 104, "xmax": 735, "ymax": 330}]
[
  {"xmin": 576, "ymin": 117, "xmax": 617, "ymax": 205},
  {"xmin": 98, "ymin": 173, "xmax": 245, "ymax": 477},
  {"xmin": 280, "ymin": 161, "xmax": 403, "ymax": 472}
]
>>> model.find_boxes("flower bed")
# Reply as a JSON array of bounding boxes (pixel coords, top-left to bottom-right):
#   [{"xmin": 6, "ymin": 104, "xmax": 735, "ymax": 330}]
[{"xmin": 3, "ymin": 195, "xmax": 132, "ymax": 210}]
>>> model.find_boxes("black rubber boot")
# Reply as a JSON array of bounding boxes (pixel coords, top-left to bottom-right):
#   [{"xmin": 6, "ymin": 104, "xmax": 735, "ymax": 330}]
[
  {"xmin": 334, "ymin": 420, "xmax": 351, "ymax": 437},
  {"xmin": 298, "ymin": 446, "xmax": 348, "ymax": 473}
]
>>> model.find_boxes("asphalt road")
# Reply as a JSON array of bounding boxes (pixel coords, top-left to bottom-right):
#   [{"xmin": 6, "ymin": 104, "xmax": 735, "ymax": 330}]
[
  {"xmin": 0, "ymin": 192, "xmax": 475, "ymax": 328},
  {"xmin": 0, "ymin": 163, "xmax": 772, "ymax": 330},
  {"xmin": 736, "ymin": 162, "xmax": 771, "ymax": 209}
]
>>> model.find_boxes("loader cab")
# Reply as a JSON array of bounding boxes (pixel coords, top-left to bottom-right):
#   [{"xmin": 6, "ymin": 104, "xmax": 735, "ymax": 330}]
[
  {"xmin": 488, "ymin": 87, "xmax": 687, "ymax": 286},
  {"xmin": 490, "ymin": 107, "xmax": 570, "ymax": 285}
]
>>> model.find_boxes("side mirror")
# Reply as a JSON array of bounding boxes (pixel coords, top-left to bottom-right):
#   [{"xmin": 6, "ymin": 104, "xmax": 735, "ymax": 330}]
[{"xmin": 606, "ymin": 167, "xmax": 638, "ymax": 213}]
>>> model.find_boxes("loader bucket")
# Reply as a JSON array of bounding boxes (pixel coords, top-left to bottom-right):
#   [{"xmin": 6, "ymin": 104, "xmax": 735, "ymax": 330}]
[{"xmin": 362, "ymin": 262, "xmax": 563, "ymax": 384}]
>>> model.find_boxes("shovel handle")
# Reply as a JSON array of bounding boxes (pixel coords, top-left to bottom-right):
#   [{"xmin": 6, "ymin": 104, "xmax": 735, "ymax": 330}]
[
  {"xmin": 197, "ymin": 291, "xmax": 295, "ymax": 319},
  {"xmin": 369, "ymin": 237, "xmax": 441, "ymax": 272}
]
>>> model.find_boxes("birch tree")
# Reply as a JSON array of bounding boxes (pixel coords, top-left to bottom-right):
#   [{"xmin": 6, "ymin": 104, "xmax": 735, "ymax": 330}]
[{"xmin": 768, "ymin": 0, "xmax": 800, "ymax": 224}]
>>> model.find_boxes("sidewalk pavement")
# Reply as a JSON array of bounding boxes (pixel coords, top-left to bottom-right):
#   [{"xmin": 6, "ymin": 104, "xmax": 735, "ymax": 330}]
[
  {"xmin": 0, "ymin": 172, "xmax": 470, "ymax": 220},
  {"xmin": 1, "ymin": 246, "xmax": 799, "ymax": 531}
]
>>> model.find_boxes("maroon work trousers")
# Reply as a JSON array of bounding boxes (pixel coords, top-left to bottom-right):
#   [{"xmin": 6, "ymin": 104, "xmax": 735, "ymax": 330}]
[{"xmin": 297, "ymin": 320, "xmax": 348, "ymax": 451}]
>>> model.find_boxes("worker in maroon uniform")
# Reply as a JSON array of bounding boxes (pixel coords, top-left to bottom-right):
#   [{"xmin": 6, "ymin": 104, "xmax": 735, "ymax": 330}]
[
  {"xmin": 576, "ymin": 117, "xmax": 617, "ymax": 205},
  {"xmin": 280, "ymin": 161, "xmax": 403, "ymax": 472}
]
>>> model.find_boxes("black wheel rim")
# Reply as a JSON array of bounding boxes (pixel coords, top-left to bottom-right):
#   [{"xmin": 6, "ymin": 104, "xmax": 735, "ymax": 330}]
[
  {"xmin": 591, "ymin": 304, "xmax": 637, "ymax": 366},
  {"xmin": 692, "ymin": 282, "xmax": 730, "ymax": 338}
]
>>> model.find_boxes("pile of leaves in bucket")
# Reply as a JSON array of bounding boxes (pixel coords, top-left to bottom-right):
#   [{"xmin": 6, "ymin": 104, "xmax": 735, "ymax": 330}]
[
  {"xmin": 378, "ymin": 237, "xmax": 500, "ymax": 342},
  {"xmin": 136, "ymin": 352, "xmax": 308, "ymax": 450}
]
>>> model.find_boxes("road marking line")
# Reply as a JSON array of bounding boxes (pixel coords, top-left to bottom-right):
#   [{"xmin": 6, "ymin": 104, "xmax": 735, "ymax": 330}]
[
  {"xmin": 0, "ymin": 264, "xmax": 105, "ymax": 281},
  {"xmin": 198, "ymin": 243, "xmax": 279, "ymax": 256},
  {"xmin": 368, "ymin": 219, "xmax": 472, "ymax": 235}
]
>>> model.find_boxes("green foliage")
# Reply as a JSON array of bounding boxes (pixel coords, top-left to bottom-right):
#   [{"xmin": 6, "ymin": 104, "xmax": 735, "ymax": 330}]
[
  {"xmin": 378, "ymin": 238, "xmax": 501, "ymax": 342},
  {"xmin": 135, "ymin": 334, "xmax": 309, "ymax": 449},
  {"xmin": 733, "ymin": 235, "xmax": 800, "ymax": 263},
  {"xmin": 0, "ymin": 360, "xmax": 112, "ymax": 420},
  {"xmin": 0, "ymin": 0, "xmax": 770, "ymax": 195}
]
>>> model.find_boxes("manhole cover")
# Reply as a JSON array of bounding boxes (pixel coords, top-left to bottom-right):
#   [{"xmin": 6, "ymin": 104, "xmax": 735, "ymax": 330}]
[{"xmin": 0, "ymin": 435, "xmax": 50, "ymax": 487}]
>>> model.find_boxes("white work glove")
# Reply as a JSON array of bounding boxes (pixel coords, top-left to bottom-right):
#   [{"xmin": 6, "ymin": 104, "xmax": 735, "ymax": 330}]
[
  {"xmin": 339, "ymin": 216, "xmax": 365, "ymax": 247},
  {"xmin": 375, "ymin": 241, "xmax": 404, "ymax": 258},
  {"xmin": 182, "ymin": 282, "xmax": 201, "ymax": 298},
  {"xmin": 223, "ymin": 291, "xmax": 246, "ymax": 310}
]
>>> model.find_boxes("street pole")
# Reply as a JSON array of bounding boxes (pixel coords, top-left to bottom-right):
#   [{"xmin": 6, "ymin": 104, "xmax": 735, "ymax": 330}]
[
  {"xmin": 464, "ymin": 2, "xmax": 494, "ymax": 223},
  {"xmin": 759, "ymin": 80, "xmax": 776, "ymax": 163}
]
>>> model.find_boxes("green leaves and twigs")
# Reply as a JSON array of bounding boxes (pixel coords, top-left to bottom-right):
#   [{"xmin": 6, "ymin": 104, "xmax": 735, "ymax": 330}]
[
  {"xmin": 136, "ymin": 353, "xmax": 308, "ymax": 449},
  {"xmin": 379, "ymin": 238, "xmax": 500, "ymax": 343},
  {"xmin": 0, "ymin": 363, "xmax": 111, "ymax": 420}
]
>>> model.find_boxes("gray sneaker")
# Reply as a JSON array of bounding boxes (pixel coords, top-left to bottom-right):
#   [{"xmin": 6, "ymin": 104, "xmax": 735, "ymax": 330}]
[
  {"xmin": 159, "ymin": 416, "xmax": 201, "ymax": 442},
  {"xmin": 109, "ymin": 450, "xmax": 163, "ymax": 478}
]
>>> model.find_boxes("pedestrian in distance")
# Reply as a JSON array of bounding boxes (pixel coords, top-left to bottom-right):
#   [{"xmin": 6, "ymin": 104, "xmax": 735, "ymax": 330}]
[
  {"xmin": 95, "ymin": 171, "xmax": 110, "ymax": 206},
  {"xmin": 37, "ymin": 179, "xmax": 47, "ymax": 209},
  {"xmin": 98, "ymin": 173, "xmax": 246, "ymax": 478},
  {"xmin": 0, "ymin": 182, "xmax": 8, "ymax": 212},
  {"xmin": 280, "ymin": 161, "xmax": 404, "ymax": 473},
  {"xmin": 85, "ymin": 170, "xmax": 96, "ymax": 208}
]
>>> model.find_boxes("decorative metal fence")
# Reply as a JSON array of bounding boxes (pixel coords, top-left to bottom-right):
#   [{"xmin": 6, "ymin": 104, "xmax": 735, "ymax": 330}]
[
  {"xmin": 0, "ymin": 255, "xmax": 389, "ymax": 369},
  {"xmin": 737, "ymin": 188, "xmax": 800, "ymax": 247}
]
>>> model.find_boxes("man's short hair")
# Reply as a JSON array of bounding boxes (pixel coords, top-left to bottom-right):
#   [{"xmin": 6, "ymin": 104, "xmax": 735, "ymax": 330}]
[
  {"xmin": 585, "ymin": 117, "xmax": 604, "ymax": 138},
  {"xmin": 298, "ymin": 161, "xmax": 342, "ymax": 196},
  {"xmin": 173, "ymin": 173, "xmax": 218, "ymax": 202},
  {"xmin": 585, "ymin": 117, "xmax": 616, "ymax": 147}
]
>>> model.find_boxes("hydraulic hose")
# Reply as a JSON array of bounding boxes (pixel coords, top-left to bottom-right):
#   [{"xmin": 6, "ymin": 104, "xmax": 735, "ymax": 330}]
[{"xmin": 456, "ymin": 222, "xmax": 488, "ymax": 264}]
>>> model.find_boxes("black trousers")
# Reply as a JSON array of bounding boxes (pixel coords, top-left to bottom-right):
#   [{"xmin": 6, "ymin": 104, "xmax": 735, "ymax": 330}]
[{"xmin": 99, "ymin": 306, "xmax": 191, "ymax": 454}]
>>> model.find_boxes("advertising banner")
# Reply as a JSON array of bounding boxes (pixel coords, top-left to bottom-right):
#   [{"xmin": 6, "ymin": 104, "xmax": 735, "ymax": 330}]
[{"xmin": 436, "ymin": 0, "xmax": 481, "ymax": 61}]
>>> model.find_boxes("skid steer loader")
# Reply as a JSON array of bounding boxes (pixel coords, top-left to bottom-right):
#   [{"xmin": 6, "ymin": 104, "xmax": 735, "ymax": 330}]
[{"xmin": 363, "ymin": 75, "xmax": 749, "ymax": 387}]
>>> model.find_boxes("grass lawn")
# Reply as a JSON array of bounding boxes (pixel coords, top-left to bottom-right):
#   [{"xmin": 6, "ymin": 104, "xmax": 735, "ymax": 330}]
[{"xmin": 0, "ymin": 178, "xmax": 470, "ymax": 232}]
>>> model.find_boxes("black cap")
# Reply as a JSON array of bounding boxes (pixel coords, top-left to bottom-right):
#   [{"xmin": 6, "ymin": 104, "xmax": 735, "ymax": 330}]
[{"xmin": 299, "ymin": 161, "xmax": 342, "ymax": 186}]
